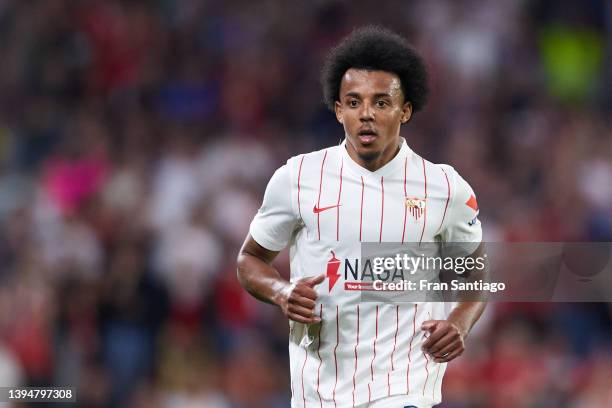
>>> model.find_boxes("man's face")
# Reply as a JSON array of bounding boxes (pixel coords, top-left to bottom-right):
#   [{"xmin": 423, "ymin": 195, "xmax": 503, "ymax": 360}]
[{"xmin": 335, "ymin": 69, "xmax": 412, "ymax": 166}]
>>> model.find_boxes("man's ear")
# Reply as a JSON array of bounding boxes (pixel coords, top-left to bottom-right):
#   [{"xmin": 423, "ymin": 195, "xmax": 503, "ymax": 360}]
[
  {"xmin": 335, "ymin": 101, "xmax": 343, "ymax": 124},
  {"xmin": 401, "ymin": 101, "xmax": 413, "ymax": 124}
]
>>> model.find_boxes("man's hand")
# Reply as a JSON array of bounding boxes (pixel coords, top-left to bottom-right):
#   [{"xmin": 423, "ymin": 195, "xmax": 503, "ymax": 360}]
[
  {"xmin": 420, "ymin": 242, "xmax": 488, "ymax": 363},
  {"xmin": 278, "ymin": 274, "xmax": 325, "ymax": 324},
  {"xmin": 237, "ymin": 236, "xmax": 327, "ymax": 324},
  {"xmin": 421, "ymin": 320, "xmax": 466, "ymax": 363}
]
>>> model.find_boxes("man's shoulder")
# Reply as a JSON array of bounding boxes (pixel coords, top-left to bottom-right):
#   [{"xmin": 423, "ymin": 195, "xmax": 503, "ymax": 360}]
[
  {"xmin": 422, "ymin": 160, "xmax": 478, "ymax": 208},
  {"xmin": 269, "ymin": 144, "xmax": 342, "ymax": 188},
  {"xmin": 417, "ymin": 154, "xmax": 456, "ymax": 175},
  {"xmin": 414, "ymin": 154, "xmax": 461, "ymax": 184},
  {"xmin": 416, "ymin": 157, "xmax": 478, "ymax": 198}
]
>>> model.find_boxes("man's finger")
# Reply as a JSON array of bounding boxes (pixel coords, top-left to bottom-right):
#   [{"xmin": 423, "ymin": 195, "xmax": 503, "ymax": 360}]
[
  {"xmin": 288, "ymin": 304, "xmax": 317, "ymax": 319},
  {"xmin": 432, "ymin": 339, "xmax": 462, "ymax": 359},
  {"xmin": 422, "ymin": 323, "xmax": 449, "ymax": 350},
  {"xmin": 293, "ymin": 284, "xmax": 318, "ymax": 301},
  {"xmin": 289, "ymin": 293, "xmax": 316, "ymax": 309},
  {"xmin": 421, "ymin": 320, "xmax": 437, "ymax": 332},
  {"xmin": 302, "ymin": 274, "xmax": 326, "ymax": 287},
  {"xmin": 427, "ymin": 332, "xmax": 459, "ymax": 355},
  {"xmin": 288, "ymin": 313, "xmax": 321, "ymax": 324},
  {"xmin": 434, "ymin": 348, "xmax": 463, "ymax": 363}
]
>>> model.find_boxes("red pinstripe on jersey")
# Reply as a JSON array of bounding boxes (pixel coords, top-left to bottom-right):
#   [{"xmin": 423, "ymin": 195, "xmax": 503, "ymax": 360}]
[
  {"xmin": 370, "ymin": 306, "xmax": 379, "ymax": 382},
  {"xmin": 419, "ymin": 158, "xmax": 428, "ymax": 244},
  {"xmin": 298, "ymin": 155, "xmax": 305, "ymax": 219},
  {"xmin": 302, "ymin": 347, "xmax": 308, "ymax": 407},
  {"xmin": 352, "ymin": 305, "xmax": 360, "ymax": 407},
  {"xmin": 388, "ymin": 306, "xmax": 400, "ymax": 395},
  {"xmin": 379, "ymin": 176, "xmax": 385, "ymax": 242},
  {"xmin": 316, "ymin": 304, "xmax": 323, "ymax": 407},
  {"xmin": 391, "ymin": 305, "xmax": 399, "ymax": 371},
  {"xmin": 336, "ymin": 158, "xmax": 343, "ymax": 240},
  {"xmin": 432, "ymin": 363, "xmax": 442, "ymax": 400},
  {"xmin": 401, "ymin": 157, "xmax": 408, "ymax": 243},
  {"xmin": 422, "ymin": 352, "xmax": 430, "ymax": 396},
  {"xmin": 333, "ymin": 305, "xmax": 339, "ymax": 408},
  {"xmin": 316, "ymin": 151, "xmax": 328, "ymax": 240},
  {"xmin": 407, "ymin": 304, "xmax": 417, "ymax": 393},
  {"xmin": 422, "ymin": 311, "xmax": 432, "ymax": 396},
  {"xmin": 435, "ymin": 167, "xmax": 451, "ymax": 234},
  {"xmin": 359, "ymin": 176, "xmax": 365, "ymax": 241}
]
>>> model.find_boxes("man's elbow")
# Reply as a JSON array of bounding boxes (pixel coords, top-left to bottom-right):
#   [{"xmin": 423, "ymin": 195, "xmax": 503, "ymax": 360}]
[{"xmin": 236, "ymin": 251, "xmax": 250, "ymax": 289}]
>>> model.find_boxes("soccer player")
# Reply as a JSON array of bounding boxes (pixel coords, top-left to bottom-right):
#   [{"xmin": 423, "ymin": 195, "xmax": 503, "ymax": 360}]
[{"xmin": 237, "ymin": 26, "xmax": 486, "ymax": 408}]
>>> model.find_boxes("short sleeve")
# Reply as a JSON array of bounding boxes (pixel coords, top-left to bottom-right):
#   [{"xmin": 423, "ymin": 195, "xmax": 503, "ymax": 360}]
[
  {"xmin": 249, "ymin": 164, "xmax": 300, "ymax": 251},
  {"xmin": 439, "ymin": 167, "xmax": 482, "ymax": 246}
]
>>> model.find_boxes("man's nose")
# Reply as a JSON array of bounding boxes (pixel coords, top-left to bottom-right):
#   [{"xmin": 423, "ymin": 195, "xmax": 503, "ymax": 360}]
[{"xmin": 359, "ymin": 102, "xmax": 374, "ymax": 121}]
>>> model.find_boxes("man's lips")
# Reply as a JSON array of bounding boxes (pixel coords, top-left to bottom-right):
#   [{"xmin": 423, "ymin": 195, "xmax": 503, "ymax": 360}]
[
  {"xmin": 358, "ymin": 135, "xmax": 376, "ymax": 144},
  {"xmin": 357, "ymin": 130, "xmax": 377, "ymax": 144}
]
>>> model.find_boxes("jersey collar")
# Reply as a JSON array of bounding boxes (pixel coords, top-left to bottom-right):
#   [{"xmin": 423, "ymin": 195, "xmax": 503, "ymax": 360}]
[{"xmin": 340, "ymin": 137, "xmax": 413, "ymax": 178}]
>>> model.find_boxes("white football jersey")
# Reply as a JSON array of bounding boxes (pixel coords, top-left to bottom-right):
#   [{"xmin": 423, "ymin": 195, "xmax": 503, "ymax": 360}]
[{"xmin": 250, "ymin": 138, "xmax": 482, "ymax": 408}]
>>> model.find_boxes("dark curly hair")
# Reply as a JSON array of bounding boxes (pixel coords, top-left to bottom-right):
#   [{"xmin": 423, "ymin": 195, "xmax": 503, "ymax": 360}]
[{"xmin": 321, "ymin": 25, "xmax": 429, "ymax": 112}]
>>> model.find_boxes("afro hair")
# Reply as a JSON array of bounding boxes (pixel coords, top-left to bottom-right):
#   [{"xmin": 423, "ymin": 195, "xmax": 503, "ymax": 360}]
[{"xmin": 321, "ymin": 25, "xmax": 429, "ymax": 112}]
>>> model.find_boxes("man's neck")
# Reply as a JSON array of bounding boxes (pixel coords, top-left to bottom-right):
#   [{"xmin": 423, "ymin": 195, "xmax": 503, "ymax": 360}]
[{"xmin": 345, "ymin": 137, "xmax": 402, "ymax": 172}]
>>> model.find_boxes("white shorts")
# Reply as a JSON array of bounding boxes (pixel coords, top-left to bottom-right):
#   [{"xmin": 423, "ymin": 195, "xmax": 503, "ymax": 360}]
[{"xmin": 356, "ymin": 395, "xmax": 433, "ymax": 408}]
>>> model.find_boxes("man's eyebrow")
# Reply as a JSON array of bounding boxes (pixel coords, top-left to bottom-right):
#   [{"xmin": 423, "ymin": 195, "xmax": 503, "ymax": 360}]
[
  {"xmin": 344, "ymin": 92, "xmax": 362, "ymax": 98},
  {"xmin": 343, "ymin": 92, "xmax": 392, "ymax": 98}
]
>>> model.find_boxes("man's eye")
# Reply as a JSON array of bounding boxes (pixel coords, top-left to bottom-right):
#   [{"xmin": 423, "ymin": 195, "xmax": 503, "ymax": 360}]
[
  {"xmin": 376, "ymin": 100, "xmax": 387, "ymax": 108},
  {"xmin": 349, "ymin": 100, "xmax": 359, "ymax": 107}
]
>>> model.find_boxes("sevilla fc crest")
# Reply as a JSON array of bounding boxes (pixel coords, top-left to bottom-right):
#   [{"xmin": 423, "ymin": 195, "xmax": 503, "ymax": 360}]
[{"xmin": 405, "ymin": 197, "xmax": 426, "ymax": 220}]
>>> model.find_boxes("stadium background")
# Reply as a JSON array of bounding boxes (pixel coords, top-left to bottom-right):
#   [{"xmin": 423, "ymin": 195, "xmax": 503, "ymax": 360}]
[{"xmin": 0, "ymin": 0, "xmax": 611, "ymax": 407}]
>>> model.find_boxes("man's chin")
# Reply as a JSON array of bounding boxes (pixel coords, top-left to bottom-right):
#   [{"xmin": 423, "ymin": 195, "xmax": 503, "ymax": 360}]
[
  {"xmin": 346, "ymin": 136, "xmax": 383, "ymax": 163},
  {"xmin": 356, "ymin": 147, "xmax": 381, "ymax": 163}
]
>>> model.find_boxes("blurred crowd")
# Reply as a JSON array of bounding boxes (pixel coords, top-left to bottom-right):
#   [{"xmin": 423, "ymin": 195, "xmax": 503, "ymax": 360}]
[{"xmin": 0, "ymin": 0, "xmax": 611, "ymax": 407}]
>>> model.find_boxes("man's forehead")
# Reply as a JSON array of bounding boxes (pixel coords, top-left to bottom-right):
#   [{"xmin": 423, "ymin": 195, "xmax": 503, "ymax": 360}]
[{"xmin": 340, "ymin": 68, "xmax": 402, "ymax": 95}]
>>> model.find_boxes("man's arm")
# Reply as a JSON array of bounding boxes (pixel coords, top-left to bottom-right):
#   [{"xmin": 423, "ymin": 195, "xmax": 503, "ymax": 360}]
[
  {"xmin": 421, "ymin": 241, "xmax": 487, "ymax": 363},
  {"xmin": 237, "ymin": 234, "xmax": 324, "ymax": 324}
]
